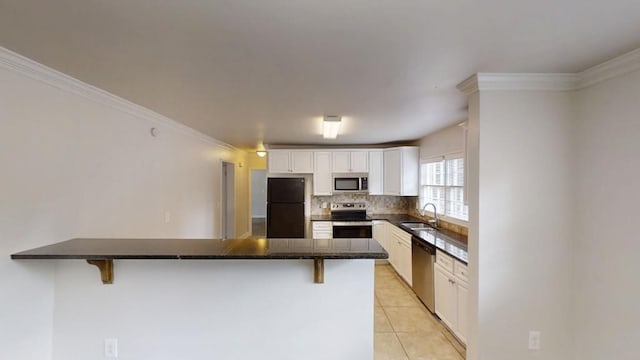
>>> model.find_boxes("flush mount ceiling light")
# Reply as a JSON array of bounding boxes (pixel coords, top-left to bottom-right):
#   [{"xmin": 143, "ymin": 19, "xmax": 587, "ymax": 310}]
[
  {"xmin": 323, "ymin": 115, "xmax": 342, "ymax": 139},
  {"xmin": 256, "ymin": 150, "xmax": 267, "ymax": 157}
]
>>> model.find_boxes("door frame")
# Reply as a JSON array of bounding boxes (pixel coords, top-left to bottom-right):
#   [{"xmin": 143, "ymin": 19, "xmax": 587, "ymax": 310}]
[{"xmin": 220, "ymin": 161, "xmax": 235, "ymax": 239}]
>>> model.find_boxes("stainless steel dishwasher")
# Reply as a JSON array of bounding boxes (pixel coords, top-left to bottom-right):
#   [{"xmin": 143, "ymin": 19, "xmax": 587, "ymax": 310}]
[{"xmin": 411, "ymin": 236, "xmax": 435, "ymax": 313}]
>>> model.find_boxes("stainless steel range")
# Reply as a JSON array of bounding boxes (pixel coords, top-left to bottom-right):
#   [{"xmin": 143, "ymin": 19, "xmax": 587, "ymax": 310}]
[{"xmin": 330, "ymin": 202, "xmax": 372, "ymax": 238}]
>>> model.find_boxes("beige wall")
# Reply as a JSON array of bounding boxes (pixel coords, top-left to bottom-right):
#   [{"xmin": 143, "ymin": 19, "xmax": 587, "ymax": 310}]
[
  {"xmin": 247, "ymin": 154, "xmax": 267, "ymax": 170},
  {"xmin": 234, "ymin": 151, "xmax": 251, "ymax": 237},
  {"xmin": 470, "ymin": 89, "xmax": 575, "ymax": 360},
  {"xmin": 418, "ymin": 122, "xmax": 466, "ymax": 160},
  {"xmin": 234, "ymin": 151, "xmax": 268, "ymax": 237},
  {"xmin": 466, "ymin": 66, "xmax": 640, "ymax": 360},
  {"xmin": 0, "ymin": 54, "xmax": 251, "ymax": 357},
  {"xmin": 572, "ymin": 68, "xmax": 640, "ymax": 360}
]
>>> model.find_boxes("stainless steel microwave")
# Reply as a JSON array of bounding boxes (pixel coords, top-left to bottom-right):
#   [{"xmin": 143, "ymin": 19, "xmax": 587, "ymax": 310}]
[{"xmin": 332, "ymin": 173, "xmax": 369, "ymax": 193}]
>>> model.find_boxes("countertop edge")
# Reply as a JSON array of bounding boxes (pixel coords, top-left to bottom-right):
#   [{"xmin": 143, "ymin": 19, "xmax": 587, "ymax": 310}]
[
  {"xmin": 368, "ymin": 214, "xmax": 469, "ymax": 264},
  {"xmin": 10, "ymin": 238, "xmax": 389, "ymax": 261},
  {"xmin": 12, "ymin": 254, "xmax": 389, "ymax": 260}
]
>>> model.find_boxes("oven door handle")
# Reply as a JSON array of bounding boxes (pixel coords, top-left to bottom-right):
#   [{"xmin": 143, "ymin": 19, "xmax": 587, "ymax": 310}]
[{"xmin": 332, "ymin": 221, "xmax": 373, "ymax": 226}]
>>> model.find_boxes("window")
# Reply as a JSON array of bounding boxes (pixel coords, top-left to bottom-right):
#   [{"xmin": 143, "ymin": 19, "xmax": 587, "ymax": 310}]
[{"xmin": 419, "ymin": 155, "xmax": 468, "ymax": 222}]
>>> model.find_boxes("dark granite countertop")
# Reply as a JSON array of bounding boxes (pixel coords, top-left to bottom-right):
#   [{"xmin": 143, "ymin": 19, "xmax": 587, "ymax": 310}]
[
  {"xmin": 374, "ymin": 214, "xmax": 468, "ymax": 264},
  {"xmin": 309, "ymin": 214, "xmax": 418, "ymax": 222},
  {"xmin": 310, "ymin": 213, "xmax": 468, "ymax": 263},
  {"xmin": 309, "ymin": 215, "xmax": 334, "ymax": 221},
  {"xmin": 11, "ymin": 237, "xmax": 388, "ymax": 260}
]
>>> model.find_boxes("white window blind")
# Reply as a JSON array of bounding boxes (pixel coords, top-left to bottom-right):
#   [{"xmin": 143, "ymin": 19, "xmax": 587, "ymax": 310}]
[{"xmin": 420, "ymin": 155, "xmax": 468, "ymax": 222}]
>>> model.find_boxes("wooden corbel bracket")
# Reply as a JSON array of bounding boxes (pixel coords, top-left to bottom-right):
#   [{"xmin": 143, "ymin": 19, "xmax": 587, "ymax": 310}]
[
  {"xmin": 86, "ymin": 259, "xmax": 114, "ymax": 284},
  {"xmin": 313, "ymin": 258, "xmax": 324, "ymax": 284}
]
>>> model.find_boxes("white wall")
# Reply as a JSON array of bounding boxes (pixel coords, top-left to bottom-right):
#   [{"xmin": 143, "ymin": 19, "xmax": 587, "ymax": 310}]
[
  {"xmin": 251, "ymin": 169, "xmax": 267, "ymax": 217},
  {"xmin": 470, "ymin": 89, "xmax": 575, "ymax": 360},
  {"xmin": 465, "ymin": 92, "xmax": 480, "ymax": 360},
  {"xmin": 0, "ymin": 51, "xmax": 247, "ymax": 359},
  {"xmin": 52, "ymin": 259, "xmax": 374, "ymax": 360},
  {"xmin": 572, "ymin": 68, "xmax": 640, "ymax": 360}
]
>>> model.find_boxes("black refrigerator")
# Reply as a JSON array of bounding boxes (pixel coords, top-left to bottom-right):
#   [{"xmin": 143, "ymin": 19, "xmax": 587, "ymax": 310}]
[{"xmin": 266, "ymin": 178, "xmax": 305, "ymax": 238}]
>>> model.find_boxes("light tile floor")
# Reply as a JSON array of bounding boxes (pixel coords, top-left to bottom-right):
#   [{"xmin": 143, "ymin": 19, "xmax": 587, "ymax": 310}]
[{"xmin": 374, "ymin": 264, "xmax": 465, "ymax": 360}]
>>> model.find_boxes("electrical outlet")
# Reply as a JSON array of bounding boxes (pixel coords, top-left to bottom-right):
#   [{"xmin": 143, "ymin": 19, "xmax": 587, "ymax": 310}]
[
  {"xmin": 105, "ymin": 338, "xmax": 118, "ymax": 358},
  {"xmin": 164, "ymin": 211, "xmax": 171, "ymax": 223},
  {"xmin": 528, "ymin": 331, "xmax": 541, "ymax": 350}
]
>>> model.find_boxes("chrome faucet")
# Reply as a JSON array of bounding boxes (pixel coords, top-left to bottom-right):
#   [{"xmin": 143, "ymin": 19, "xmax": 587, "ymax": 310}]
[{"xmin": 420, "ymin": 202, "xmax": 439, "ymax": 229}]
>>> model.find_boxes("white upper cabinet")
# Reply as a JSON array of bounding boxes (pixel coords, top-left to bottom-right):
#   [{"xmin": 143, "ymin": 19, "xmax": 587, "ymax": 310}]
[
  {"xmin": 383, "ymin": 146, "xmax": 419, "ymax": 196},
  {"xmin": 268, "ymin": 151, "xmax": 291, "ymax": 173},
  {"xmin": 291, "ymin": 151, "xmax": 314, "ymax": 173},
  {"xmin": 368, "ymin": 150, "xmax": 384, "ymax": 195},
  {"xmin": 270, "ymin": 147, "xmax": 415, "ymax": 194},
  {"xmin": 383, "ymin": 149, "xmax": 401, "ymax": 195},
  {"xmin": 268, "ymin": 150, "xmax": 314, "ymax": 173},
  {"xmin": 332, "ymin": 152, "xmax": 351, "ymax": 172},
  {"xmin": 313, "ymin": 152, "xmax": 332, "ymax": 195},
  {"xmin": 350, "ymin": 151, "xmax": 369, "ymax": 172},
  {"xmin": 331, "ymin": 151, "xmax": 369, "ymax": 173}
]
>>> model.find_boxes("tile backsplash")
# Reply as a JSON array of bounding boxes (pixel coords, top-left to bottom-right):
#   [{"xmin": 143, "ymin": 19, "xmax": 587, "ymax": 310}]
[
  {"xmin": 311, "ymin": 195, "xmax": 415, "ymax": 215},
  {"xmin": 311, "ymin": 195, "xmax": 468, "ymax": 236}
]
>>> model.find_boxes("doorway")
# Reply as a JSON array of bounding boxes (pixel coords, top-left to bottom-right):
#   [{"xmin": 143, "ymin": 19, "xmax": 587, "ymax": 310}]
[
  {"xmin": 251, "ymin": 169, "xmax": 267, "ymax": 237},
  {"xmin": 221, "ymin": 161, "xmax": 235, "ymax": 239}
]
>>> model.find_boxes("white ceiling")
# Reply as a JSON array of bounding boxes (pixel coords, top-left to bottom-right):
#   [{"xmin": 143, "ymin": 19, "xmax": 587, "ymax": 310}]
[{"xmin": 1, "ymin": 0, "xmax": 639, "ymax": 150}]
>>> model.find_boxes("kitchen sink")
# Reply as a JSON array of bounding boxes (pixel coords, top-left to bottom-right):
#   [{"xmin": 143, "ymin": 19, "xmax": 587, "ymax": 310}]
[{"xmin": 400, "ymin": 222, "xmax": 436, "ymax": 231}]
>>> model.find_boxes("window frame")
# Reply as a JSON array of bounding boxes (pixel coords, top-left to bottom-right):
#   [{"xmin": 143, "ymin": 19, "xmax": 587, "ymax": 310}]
[{"xmin": 418, "ymin": 152, "xmax": 469, "ymax": 225}]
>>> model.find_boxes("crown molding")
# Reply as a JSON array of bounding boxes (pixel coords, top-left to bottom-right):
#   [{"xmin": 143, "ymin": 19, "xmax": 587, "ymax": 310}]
[
  {"xmin": 458, "ymin": 47, "xmax": 640, "ymax": 94},
  {"xmin": 456, "ymin": 75, "xmax": 479, "ymax": 95},
  {"xmin": 577, "ymin": 47, "xmax": 640, "ymax": 89},
  {"xmin": 0, "ymin": 47, "xmax": 236, "ymax": 151},
  {"xmin": 477, "ymin": 73, "xmax": 580, "ymax": 91},
  {"xmin": 457, "ymin": 73, "xmax": 579, "ymax": 94}
]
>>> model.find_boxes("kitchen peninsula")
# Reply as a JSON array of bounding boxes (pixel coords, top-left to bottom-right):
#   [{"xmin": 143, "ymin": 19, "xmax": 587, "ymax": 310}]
[{"xmin": 12, "ymin": 238, "xmax": 387, "ymax": 360}]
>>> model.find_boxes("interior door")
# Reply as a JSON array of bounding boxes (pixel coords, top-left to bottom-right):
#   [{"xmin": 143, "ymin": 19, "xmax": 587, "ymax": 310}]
[{"xmin": 221, "ymin": 161, "xmax": 235, "ymax": 239}]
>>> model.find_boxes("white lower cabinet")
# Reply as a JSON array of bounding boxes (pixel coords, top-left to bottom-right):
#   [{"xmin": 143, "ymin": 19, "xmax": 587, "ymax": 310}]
[
  {"xmin": 435, "ymin": 265, "xmax": 457, "ymax": 330},
  {"xmin": 373, "ymin": 221, "xmax": 412, "ymax": 286},
  {"xmin": 388, "ymin": 224, "xmax": 412, "ymax": 286},
  {"xmin": 312, "ymin": 221, "xmax": 332, "ymax": 239},
  {"xmin": 434, "ymin": 249, "xmax": 468, "ymax": 344},
  {"xmin": 398, "ymin": 236, "xmax": 412, "ymax": 286},
  {"xmin": 456, "ymin": 280, "xmax": 468, "ymax": 344},
  {"xmin": 372, "ymin": 220, "xmax": 387, "ymax": 251}
]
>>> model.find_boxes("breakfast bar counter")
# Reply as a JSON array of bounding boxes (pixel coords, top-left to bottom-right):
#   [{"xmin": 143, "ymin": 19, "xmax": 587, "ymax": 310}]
[
  {"xmin": 12, "ymin": 237, "xmax": 387, "ymax": 284},
  {"xmin": 11, "ymin": 237, "xmax": 386, "ymax": 359}
]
